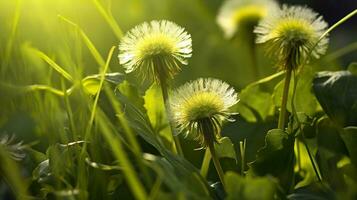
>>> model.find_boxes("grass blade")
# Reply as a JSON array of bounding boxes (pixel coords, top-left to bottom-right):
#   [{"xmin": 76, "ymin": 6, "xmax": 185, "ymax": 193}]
[
  {"xmin": 32, "ymin": 48, "xmax": 74, "ymax": 82},
  {"xmin": 2, "ymin": 0, "xmax": 22, "ymax": 73},
  {"xmin": 58, "ymin": 15, "xmax": 106, "ymax": 67},
  {"xmin": 92, "ymin": 0, "xmax": 123, "ymax": 39},
  {"xmin": 96, "ymin": 109, "xmax": 148, "ymax": 200}
]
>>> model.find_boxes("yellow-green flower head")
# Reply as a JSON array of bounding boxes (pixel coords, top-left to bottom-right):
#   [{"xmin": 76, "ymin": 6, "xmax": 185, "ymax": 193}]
[
  {"xmin": 254, "ymin": 5, "xmax": 329, "ymax": 70},
  {"xmin": 170, "ymin": 78, "xmax": 238, "ymax": 147},
  {"xmin": 118, "ymin": 20, "xmax": 192, "ymax": 83},
  {"xmin": 217, "ymin": 0, "xmax": 278, "ymax": 38}
]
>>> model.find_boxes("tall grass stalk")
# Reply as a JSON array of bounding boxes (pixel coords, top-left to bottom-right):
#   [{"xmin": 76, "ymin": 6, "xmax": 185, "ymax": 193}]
[
  {"xmin": 58, "ymin": 15, "xmax": 106, "ymax": 67},
  {"xmin": 81, "ymin": 46, "xmax": 115, "ymax": 154},
  {"xmin": 61, "ymin": 79, "xmax": 77, "ymax": 141},
  {"xmin": 2, "ymin": 0, "xmax": 22, "ymax": 74},
  {"xmin": 92, "ymin": 0, "xmax": 123, "ymax": 39},
  {"xmin": 103, "ymin": 85, "xmax": 152, "ymax": 185},
  {"xmin": 96, "ymin": 109, "xmax": 148, "ymax": 200},
  {"xmin": 76, "ymin": 47, "xmax": 115, "ymax": 199},
  {"xmin": 33, "ymin": 48, "xmax": 74, "ymax": 82}
]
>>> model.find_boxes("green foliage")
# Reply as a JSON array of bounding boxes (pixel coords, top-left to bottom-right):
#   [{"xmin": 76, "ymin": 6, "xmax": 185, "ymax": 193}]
[
  {"xmin": 82, "ymin": 72, "xmax": 125, "ymax": 95},
  {"xmin": 273, "ymin": 68, "xmax": 319, "ymax": 116},
  {"xmin": 313, "ymin": 70, "xmax": 357, "ymax": 126},
  {"xmin": 225, "ymin": 172, "xmax": 278, "ymax": 200},
  {"xmin": 215, "ymin": 137, "xmax": 237, "ymax": 161},
  {"xmin": 249, "ymin": 129, "xmax": 295, "ymax": 193},
  {"xmin": 341, "ymin": 127, "xmax": 357, "ymax": 166}
]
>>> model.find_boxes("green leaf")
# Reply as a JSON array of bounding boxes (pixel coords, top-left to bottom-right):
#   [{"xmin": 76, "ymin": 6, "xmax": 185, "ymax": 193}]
[
  {"xmin": 313, "ymin": 70, "xmax": 357, "ymax": 126},
  {"xmin": 316, "ymin": 117, "xmax": 348, "ymax": 156},
  {"xmin": 44, "ymin": 142, "xmax": 82, "ymax": 183},
  {"xmin": 214, "ymin": 137, "xmax": 237, "ymax": 161},
  {"xmin": 225, "ymin": 172, "xmax": 277, "ymax": 200},
  {"xmin": 340, "ymin": 127, "xmax": 357, "ymax": 166},
  {"xmin": 287, "ymin": 183, "xmax": 335, "ymax": 200},
  {"xmin": 235, "ymin": 71, "xmax": 285, "ymax": 122},
  {"xmin": 273, "ymin": 68, "xmax": 319, "ymax": 116},
  {"xmin": 32, "ymin": 159, "xmax": 51, "ymax": 183},
  {"xmin": 249, "ymin": 129, "xmax": 295, "ymax": 193},
  {"xmin": 143, "ymin": 84, "xmax": 172, "ymax": 144},
  {"xmin": 115, "ymin": 90, "xmax": 212, "ymax": 197},
  {"xmin": 116, "ymin": 80, "xmax": 145, "ymax": 111},
  {"xmin": 294, "ymin": 140, "xmax": 319, "ymax": 188},
  {"xmin": 107, "ymin": 174, "xmax": 123, "ymax": 194},
  {"xmin": 82, "ymin": 72, "xmax": 125, "ymax": 95},
  {"xmin": 236, "ymin": 85, "xmax": 275, "ymax": 122},
  {"xmin": 144, "ymin": 153, "xmax": 211, "ymax": 199}
]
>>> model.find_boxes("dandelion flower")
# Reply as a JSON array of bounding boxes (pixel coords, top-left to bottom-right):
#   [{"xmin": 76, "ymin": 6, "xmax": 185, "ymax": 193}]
[
  {"xmin": 254, "ymin": 5, "xmax": 329, "ymax": 70},
  {"xmin": 0, "ymin": 134, "xmax": 26, "ymax": 161},
  {"xmin": 170, "ymin": 78, "xmax": 238, "ymax": 147},
  {"xmin": 118, "ymin": 20, "xmax": 192, "ymax": 83},
  {"xmin": 217, "ymin": 0, "xmax": 278, "ymax": 38}
]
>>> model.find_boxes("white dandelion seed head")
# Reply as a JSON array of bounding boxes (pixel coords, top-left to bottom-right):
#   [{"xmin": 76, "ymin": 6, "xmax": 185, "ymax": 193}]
[
  {"xmin": 170, "ymin": 78, "xmax": 238, "ymax": 146},
  {"xmin": 217, "ymin": 0, "xmax": 278, "ymax": 38},
  {"xmin": 254, "ymin": 5, "xmax": 329, "ymax": 70},
  {"xmin": 118, "ymin": 20, "xmax": 192, "ymax": 83}
]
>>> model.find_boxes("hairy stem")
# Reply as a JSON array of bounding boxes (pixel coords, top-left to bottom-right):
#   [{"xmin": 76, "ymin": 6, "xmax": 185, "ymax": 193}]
[
  {"xmin": 278, "ymin": 68, "xmax": 292, "ymax": 130},
  {"xmin": 208, "ymin": 141, "xmax": 226, "ymax": 190}
]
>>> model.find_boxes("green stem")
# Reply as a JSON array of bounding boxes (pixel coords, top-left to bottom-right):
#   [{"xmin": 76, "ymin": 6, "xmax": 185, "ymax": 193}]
[
  {"xmin": 92, "ymin": 0, "xmax": 123, "ymax": 39},
  {"xmin": 278, "ymin": 68, "xmax": 292, "ymax": 130},
  {"xmin": 208, "ymin": 141, "xmax": 226, "ymax": 190},
  {"xmin": 301, "ymin": 9, "xmax": 357, "ymax": 68},
  {"xmin": 239, "ymin": 139, "xmax": 246, "ymax": 176},
  {"xmin": 301, "ymin": 135, "xmax": 322, "ymax": 182},
  {"xmin": 96, "ymin": 111, "xmax": 148, "ymax": 200},
  {"xmin": 200, "ymin": 148, "xmax": 211, "ymax": 178},
  {"xmin": 290, "ymin": 70, "xmax": 322, "ymax": 182},
  {"xmin": 104, "ymin": 85, "xmax": 152, "ymax": 186},
  {"xmin": 61, "ymin": 79, "xmax": 77, "ymax": 141},
  {"xmin": 296, "ymin": 140, "xmax": 301, "ymax": 172},
  {"xmin": 1, "ymin": 0, "xmax": 21, "ymax": 74},
  {"xmin": 77, "ymin": 47, "xmax": 115, "ymax": 199},
  {"xmin": 159, "ymin": 80, "xmax": 184, "ymax": 156}
]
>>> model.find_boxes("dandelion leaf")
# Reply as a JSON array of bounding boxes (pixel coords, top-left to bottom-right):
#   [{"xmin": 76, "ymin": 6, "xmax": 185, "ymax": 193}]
[
  {"xmin": 313, "ymin": 70, "xmax": 357, "ymax": 127},
  {"xmin": 248, "ymin": 129, "xmax": 295, "ymax": 193}
]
